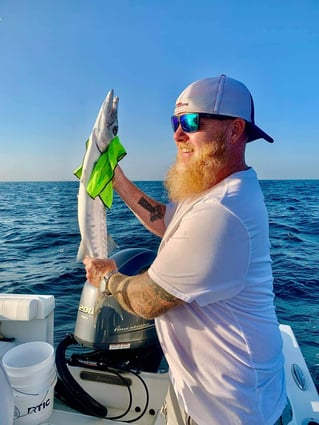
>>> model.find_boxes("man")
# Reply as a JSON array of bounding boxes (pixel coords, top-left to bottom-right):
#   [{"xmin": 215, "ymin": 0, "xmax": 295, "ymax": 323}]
[{"xmin": 84, "ymin": 75, "xmax": 286, "ymax": 425}]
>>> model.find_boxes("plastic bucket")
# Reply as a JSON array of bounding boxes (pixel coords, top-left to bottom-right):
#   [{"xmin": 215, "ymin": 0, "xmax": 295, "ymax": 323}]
[
  {"xmin": 2, "ymin": 341, "xmax": 57, "ymax": 425},
  {"xmin": 0, "ymin": 363, "xmax": 14, "ymax": 425}
]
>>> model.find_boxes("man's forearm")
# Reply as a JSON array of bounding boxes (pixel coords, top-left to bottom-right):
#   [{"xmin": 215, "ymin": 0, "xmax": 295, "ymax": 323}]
[
  {"xmin": 114, "ymin": 173, "xmax": 166, "ymax": 237},
  {"xmin": 108, "ymin": 271, "xmax": 182, "ymax": 320}
]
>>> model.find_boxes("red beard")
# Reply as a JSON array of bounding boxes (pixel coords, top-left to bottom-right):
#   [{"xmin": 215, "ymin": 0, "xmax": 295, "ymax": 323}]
[{"xmin": 165, "ymin": 133, "xmax": 227, "ymax": 202}]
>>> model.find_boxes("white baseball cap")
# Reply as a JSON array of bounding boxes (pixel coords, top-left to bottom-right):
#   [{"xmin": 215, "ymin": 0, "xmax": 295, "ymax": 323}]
[{"xmin": 174, "ymin": 74, "xmax": 273, "ymax": 143}]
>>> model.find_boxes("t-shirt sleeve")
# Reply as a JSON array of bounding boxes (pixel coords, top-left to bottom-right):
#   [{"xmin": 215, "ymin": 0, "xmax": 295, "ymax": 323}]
[
  {"xmin": 164, "ymin": 202, "xmax": 177, "ymax": 227},
  {"xmin": 148, "ymin": 201, "xmax": 250, "ymax": 306}
]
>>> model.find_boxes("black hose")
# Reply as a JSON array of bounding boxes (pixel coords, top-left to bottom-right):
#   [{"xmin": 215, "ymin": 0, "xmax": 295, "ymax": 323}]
[{"xmin": 55, "ymin": 333, "xmax": 108, "ymax": 418}]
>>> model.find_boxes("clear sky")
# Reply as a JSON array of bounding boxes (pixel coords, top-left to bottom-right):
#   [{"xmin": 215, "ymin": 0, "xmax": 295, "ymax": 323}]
[{"xmin": 0, "ymin": 0, "xmax": 318, "ymax": 181}]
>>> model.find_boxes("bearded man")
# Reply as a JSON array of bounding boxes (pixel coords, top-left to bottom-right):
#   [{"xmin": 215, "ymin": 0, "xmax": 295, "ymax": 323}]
[{"xmin": 83, "ymin": 75, "xmax": 287, "ymax": 425}]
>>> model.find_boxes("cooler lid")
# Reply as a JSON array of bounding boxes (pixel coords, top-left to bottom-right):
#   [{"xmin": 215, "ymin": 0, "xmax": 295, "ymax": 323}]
[{"xmin": 0, "ymin": 295, "xmax": 55, "ymax": 320}]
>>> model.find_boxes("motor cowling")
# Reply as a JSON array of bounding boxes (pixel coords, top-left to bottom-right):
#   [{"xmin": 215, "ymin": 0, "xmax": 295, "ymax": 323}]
[
  {"xmin": 56, "ymin": 248, "xmax": 164, "ymax": 419},
  {"xmin": 74, "ymin": 248, "xmax": 158, "ymax": 351}
]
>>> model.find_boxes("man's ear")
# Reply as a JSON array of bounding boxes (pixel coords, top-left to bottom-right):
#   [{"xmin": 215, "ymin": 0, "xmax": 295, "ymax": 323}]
[{"xmin": 230, "ymin": 119, "xmax": 247, "ymax": 142}]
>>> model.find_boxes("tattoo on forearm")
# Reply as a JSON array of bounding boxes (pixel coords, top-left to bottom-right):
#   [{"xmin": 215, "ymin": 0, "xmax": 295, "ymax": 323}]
[
  {"xmin": 150, "ymin": 281, "xmax": 177, "ymax": 303},
  {"xmin": 138, "ymin": 197, "xmax": 164, "ymax": 222},
  {"xmin": 139, "ymin": 281, "xmax": 180, "ymax": 317},
  {"xmin": 112, "ymin": 273, "xmax": 180, "ymax": 319}
]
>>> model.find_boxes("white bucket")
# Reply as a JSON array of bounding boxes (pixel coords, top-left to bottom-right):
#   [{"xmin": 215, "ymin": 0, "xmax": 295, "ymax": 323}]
[
  {"xmin": 0, "ymin": 363, "xmax": 14, "ymax": 425},
  {"xmin": 2, "ymin": 341, "xmax": 57, "ymax": 425}
]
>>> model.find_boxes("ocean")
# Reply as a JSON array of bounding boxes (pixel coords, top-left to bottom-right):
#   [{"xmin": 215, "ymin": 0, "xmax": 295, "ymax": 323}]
[{"xmin": 0, "ymin": 180, "xmax": 318, "ymax": 389}]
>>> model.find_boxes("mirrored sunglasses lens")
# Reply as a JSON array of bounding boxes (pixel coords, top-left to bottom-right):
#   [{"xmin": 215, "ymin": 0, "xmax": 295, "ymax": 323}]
[
  {"xmin": 171, "ymin": 116, "xmax": 179, "ymax": 132},
  {"xmin": 180, "ymin": 114, "xmax": 199, "ymax": 132}
]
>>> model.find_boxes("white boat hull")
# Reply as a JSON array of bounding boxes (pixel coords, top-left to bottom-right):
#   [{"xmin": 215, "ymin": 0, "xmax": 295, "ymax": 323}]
[{"xmin": 280, "ymin": 324, "xmax": 319, "ymax": 424}]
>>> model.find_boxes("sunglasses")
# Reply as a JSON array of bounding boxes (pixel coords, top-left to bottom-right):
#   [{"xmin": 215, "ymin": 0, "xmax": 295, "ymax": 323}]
[{"xmin": 171, "ymin": 113, "xmax": 232, "ymax": 133}]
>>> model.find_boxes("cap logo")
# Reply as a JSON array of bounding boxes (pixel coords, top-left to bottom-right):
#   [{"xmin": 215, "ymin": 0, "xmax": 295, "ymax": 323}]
[{"xmin": 176, "ymin": 102, "xmax": 188, "ymax": 108}]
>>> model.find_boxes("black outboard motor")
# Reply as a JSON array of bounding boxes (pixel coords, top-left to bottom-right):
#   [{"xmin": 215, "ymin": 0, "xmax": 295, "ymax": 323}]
[
  {"xmin": 55, "ymin": 248, "xmax": 165, "ymax": 419},
  {"xmin": 74, "ymin": 248, "xmax": 158, "ymax": 352}
]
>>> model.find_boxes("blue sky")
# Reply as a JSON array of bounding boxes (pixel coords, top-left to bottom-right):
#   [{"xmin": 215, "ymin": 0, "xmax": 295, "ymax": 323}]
[{"xmin": 0, "ymin": 0, "xmax": 318, "ymax": 181}]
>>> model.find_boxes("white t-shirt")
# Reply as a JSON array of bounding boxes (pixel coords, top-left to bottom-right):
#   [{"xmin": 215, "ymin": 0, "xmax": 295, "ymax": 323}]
[{"xmin": 149, "ymin": 168, "xmax": 286, "ymax": 425}]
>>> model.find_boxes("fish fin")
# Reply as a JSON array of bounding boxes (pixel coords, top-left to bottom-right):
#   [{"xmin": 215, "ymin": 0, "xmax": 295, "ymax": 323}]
[
  {"xmin": 77, "ymin": 237, "xmax": 117, "ymax": 260},
  {"xmin": 107, "ymin": 234, "xmax": 118, "ymax": 256},
  {"xmin": 76, "ymin": 241, "xmax": 88, "ymax": 262},
  {"xmin": 74, "ymin": 139, "xmax": 90, "ymax": 179}
]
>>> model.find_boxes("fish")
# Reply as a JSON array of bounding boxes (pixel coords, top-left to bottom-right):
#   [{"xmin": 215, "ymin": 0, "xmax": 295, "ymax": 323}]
[
  {"xmin": 76, "ymin": 89, "xmax": 119, "ymax": 261},
  {"xmin": 75, "ymin": 90, "xmax": 124, "ymax": 319}
]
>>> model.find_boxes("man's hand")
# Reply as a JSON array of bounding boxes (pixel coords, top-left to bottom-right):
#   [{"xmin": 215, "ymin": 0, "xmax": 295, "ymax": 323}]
[{"xmin": 83, "ymin": 257, "xmax": 117, "ymax": 287}]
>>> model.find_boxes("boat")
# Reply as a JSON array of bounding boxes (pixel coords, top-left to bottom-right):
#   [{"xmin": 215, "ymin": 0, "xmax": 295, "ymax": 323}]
[{"xmin": 1, "ymin": 249, "xmax": 319, "ymax": 425}]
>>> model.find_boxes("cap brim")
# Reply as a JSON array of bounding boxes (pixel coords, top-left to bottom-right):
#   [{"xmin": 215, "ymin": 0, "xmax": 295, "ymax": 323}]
[{"xmin": 246, "ymin": 123, "xmax": 274, "ymax": 143}]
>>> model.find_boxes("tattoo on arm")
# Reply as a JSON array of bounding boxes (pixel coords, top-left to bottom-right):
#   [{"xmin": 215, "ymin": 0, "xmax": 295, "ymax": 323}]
[
  {"xmin": 110, "ymin": 272, "xmax": 182, "ymax": 319},
  {"xmin": 138, "ymin": 197, "xmax": 164, "ymax": 222},
  {"xmin": 139, "ymin": 280, "xmax": 181, "ymax": 317},
  {"xmin": 150, "ymin": 281, "xmax": 177, "ymax": 303}
]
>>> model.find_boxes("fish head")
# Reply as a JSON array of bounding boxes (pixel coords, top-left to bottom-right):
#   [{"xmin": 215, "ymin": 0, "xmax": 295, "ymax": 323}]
[{"xmin": 93, "ymin": 89, "xmax": 119, "ymax": 153}]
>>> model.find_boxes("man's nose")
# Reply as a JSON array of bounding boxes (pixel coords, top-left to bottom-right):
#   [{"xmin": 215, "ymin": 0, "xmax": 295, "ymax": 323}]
[{"xmin": 174, "ymin": 125, "xmax": 189, "ymax": 142}]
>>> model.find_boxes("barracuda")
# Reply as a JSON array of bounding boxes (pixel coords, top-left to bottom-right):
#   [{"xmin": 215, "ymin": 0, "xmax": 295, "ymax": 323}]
[
  {"xmin": 74, "ymin": 90, "xmax": 126, "ymax": 320},
  {"xmin": 76, "ymin": 90, "xmax": 119, "ymax": 261}
]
